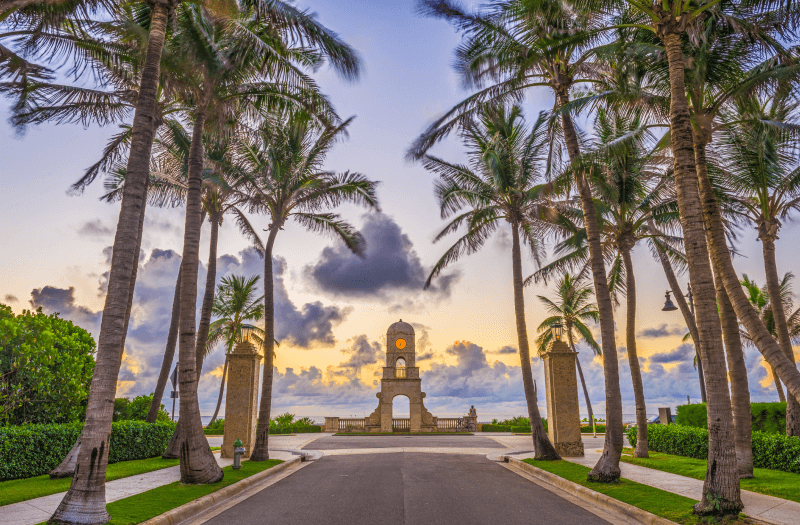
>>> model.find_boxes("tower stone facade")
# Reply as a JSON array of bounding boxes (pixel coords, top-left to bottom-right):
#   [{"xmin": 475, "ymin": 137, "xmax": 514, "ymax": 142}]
[
  {"xmin": 221, "ymin": 340, "xmax": 262, "ymax": 458},
  {"xmin": 365, "ymin": 320, "xmax": 436, "ymax": 433}
]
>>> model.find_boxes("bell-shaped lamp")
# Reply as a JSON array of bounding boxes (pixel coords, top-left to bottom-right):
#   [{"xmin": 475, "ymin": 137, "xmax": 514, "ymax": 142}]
[{"xmin": 662, "ymin": 291, "xmax": 678, "ymax": 312}]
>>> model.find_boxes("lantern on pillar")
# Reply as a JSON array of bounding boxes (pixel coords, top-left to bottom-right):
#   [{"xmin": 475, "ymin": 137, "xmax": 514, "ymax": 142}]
[
  {"xmin": 550, "ymin": 321, "xmax": 564, "ymax": 342},
  {"xmin": 239, "ymin": 324, "xmax": 255, "ymax": 343}
]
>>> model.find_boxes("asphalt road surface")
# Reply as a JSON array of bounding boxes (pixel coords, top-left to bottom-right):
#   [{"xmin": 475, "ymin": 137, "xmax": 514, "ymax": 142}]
[
  {"xmin": 203, "ymin": 453, "xmax": 610, "ymax": 525},
  {"xmin": 304, "ymin": 435, "xmax": 505, "ymax": 450}
]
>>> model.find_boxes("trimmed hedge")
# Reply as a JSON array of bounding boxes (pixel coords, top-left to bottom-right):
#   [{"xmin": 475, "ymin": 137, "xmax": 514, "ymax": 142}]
[
  {"xmin": 626, "ymin": 423, "xmax": 800, "ymax": 474},
  {"xmin": 676, "ymin": 402, "xmax": 787, "ymax": 434},
  {"xmin": 481, "ymin": 421, "xmax": 549, "ymax": 433},
  {"xmin": 204, "ymin": 424, "xmax": 322, "ymax": 436},
  {"xmin": 0, "ymin": 420, "xmax": 176, "ymax": 481}
]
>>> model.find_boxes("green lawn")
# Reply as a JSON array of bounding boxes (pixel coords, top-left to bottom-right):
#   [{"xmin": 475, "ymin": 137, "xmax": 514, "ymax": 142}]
[
  {"xmin": 104, "ymin": 460, "xmax": 282, "ymax": 525},
  {"xmin": 1, "ymin": 447, "xmax": 221, "ymax": 507},
  {"xmin": 620, "ymin": 449, "xmax": 800, "ymax": 504},
  {"xmin": 523, "ymin": 459, "xmax": 752, "ymax": 525}
]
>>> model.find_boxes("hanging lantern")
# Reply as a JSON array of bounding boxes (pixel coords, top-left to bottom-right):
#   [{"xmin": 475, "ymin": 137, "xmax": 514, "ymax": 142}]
[{"xmin": 662, "ymin": 291, "xmax": 678, "ymax": 312}]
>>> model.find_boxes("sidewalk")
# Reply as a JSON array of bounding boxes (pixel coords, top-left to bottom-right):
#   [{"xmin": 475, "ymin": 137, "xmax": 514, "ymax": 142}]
[
  {"xmin": 496, "ymin": 436, "xmax": 800, "ymax": 525},
  {"xmin": 2, "ymin": 434, "xmax": 325, "ymax": 525}
]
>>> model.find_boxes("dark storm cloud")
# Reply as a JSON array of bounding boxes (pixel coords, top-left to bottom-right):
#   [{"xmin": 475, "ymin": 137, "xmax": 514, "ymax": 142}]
[
  {"xmin": 649, "ymin": 344, "xmax": 695, "ymax": 364},
  {"xmin": 78, "ymin": 219, "xmax": 114, "ymax": 238},
  {"xmin": 4, "ymin": 294, "xmax": 18, "ymax": 303},
  {"xmin": 306, "ymin": 213, "xmax": 459, "ymax": 297},
  {"xmin": 496, "ymin": 345, "xmax": 517, "ymax": 354},
  {"xmin": 417, "ymin": 352, "xmax": 434, "ymax": 361},
  {"xmin": 637, "ymin": 324, "xmax": 685, "ymax": 339}
]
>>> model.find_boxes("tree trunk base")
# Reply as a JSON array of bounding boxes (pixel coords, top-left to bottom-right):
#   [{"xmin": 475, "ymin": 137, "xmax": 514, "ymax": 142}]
[
  {"xmin": 588, "ymin": 449, "xmax": 622, "ymax": 482},
  {"xmin": 162, "ymin": 419, "xmax": 183, "ymax": 459},
  {"xmin": 49, "ymin": 439, "xmax": 80, "ymax": 479},
  {"xmin": 633, "ymin": 445, "xmax": 649, "ymax": 459},
  {"xmin": 178, "ymin": 435, "xmax": 223, "ymax": 484},
  {"xmin": 532, "ymin": 433, "xmax": 561, "ymax": 461},
  {"xmin": 692, "ymin": 499, "xmax": 744, "ymax": 517},
  {"xmin": 248, "ymin": 427, "xmax": 270, "ymax": 461},
  {"xmin": 47, "ymin": 487, "xmax": 110, "ymax": 525}
]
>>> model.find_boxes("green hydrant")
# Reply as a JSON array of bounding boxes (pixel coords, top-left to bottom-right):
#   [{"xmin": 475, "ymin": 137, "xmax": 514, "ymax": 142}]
[{"xmin": 233, "ymin": 439, "xmax": 246, "ymax": 470}]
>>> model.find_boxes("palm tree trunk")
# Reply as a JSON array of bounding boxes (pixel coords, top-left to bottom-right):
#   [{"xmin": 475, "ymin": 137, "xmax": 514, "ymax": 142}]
[
  {"xmin": 772, "ymin": 367, "xmax": 787, "ymax": 402},
  {"xmin": 621, "ymin": 249, "xmax": 648, "ymax": 458},
  {"xmin": 195, "ymin": 213, "xmax": 221, "ymax": 377},
  {"xmin": 567, "ymin": 327, "xmax": 594, "ymax": 427},
  {"xmin": 207, "ymin": 356, "xmax": 228, "ymax": 428},
  {"xmin": 511, "ymin": 220, "xmax": 559, "ymax": 460},
  {"xmin": 557, "ymin": 89, "xmax": 622, "ymax": 480},
  {"xmin": 50, "ymin": 194, "xmax": 148, "ymax": 479},
  {"xmin": 714, "ymin": 271, "xmax": 753, "ymax": 478},
  {"xmin": 686, "ymin": 110, "xmax": 800, "ymax": 417},
  {"xmin": 48, "ymin": 7, "xmax": 170, "ymax": 519},
  {"xmin": 250, "ymin": 226, "xmax": 280, "ymax": 461},
  {"xmin": 760, "ymin": 235, "xmax": 800, "ymax": 435},
  {"xmin": 147, "ymin": 267, "xmax": 182, "ymax": 424},
  {"xmin": 658, "ymin": 26, "xmax": 742, "ymax": 515},
  {"xmin": 650, "ymin": 230, "xmax": 707, "ymax": 402},
  {"xmin": 175, "ymin": 102, "xmax": 222, "ymax": 484}
]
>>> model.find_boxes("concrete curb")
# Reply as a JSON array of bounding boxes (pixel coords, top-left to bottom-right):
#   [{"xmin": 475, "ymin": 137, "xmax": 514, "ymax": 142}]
[
  {"xmin": 141, "ymin": 456, "xmax": 303, "ymax": 525},
  {"xmin": 503, "ymin": 456, "xmax": 677, "ymax": 525}
]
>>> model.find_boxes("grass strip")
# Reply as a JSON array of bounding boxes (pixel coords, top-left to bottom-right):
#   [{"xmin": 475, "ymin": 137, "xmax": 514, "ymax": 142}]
[
  {"xmin": 104, "ymin": 460, "xmax": 282, "ymax": 525},
  {"xmin": 333, "ymin": 432, "xmax": 474, "ymax": 436},
  {"xmin": 523, "ymin": 459, "xmax": 751, "ymax": 525},
  {"xmin": 620, "ymin": 449, "xmax": 800, "ymax": 504},
  {"xmin": 1, "ymin": 448, "xmax": 222, "ymax": 507}
]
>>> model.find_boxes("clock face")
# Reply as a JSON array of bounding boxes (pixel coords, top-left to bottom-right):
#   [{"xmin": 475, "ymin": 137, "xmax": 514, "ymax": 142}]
[{"xmin": 395, "ymin": 338, "xmax": 407, "ymax": 349}]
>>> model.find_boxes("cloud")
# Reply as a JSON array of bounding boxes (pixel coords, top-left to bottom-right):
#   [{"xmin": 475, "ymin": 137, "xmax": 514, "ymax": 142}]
[
  {"xmin": 29, "ymin": 286, "xmax": 102, "ymax": 334},
  {"xmin": 305, "ymin": 213, "xmax": 459, "ymax": 298},
  {"xmin": 637, "ymin": 324, "xmax": 685, "ymax": 339},
  {"xmin": 218, "ymin": 248, "xmax": 350, "ymax": 348},
  {"xmin": 4, "ymin": 294, "xmax": 18, "ymax": 303},
  {"xmin": 496, "ymin": 345, "xmax": 517, "ymax": 354},
  {"xmin": 334, "ymin": 335, "xmax": 383, "ymax": 377},
  {"xmin": 648, "ymin": 344, "xmax": 695, "ymax": 364},
  {"xmin": 78, "ymin": 219, "xmax": 113, "ymax": 238},
  {"xmin": 417, "ymin": 352, "xmax": 434, "ymax": 361}
]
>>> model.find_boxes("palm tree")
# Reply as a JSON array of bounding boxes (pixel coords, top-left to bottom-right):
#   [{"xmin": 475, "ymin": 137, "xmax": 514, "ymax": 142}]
[
  {"xmin": 534, "ymin": 273, "xmax": 600, "ymax": 434},
  {"xmin": 206, "ymin": 275, "xmax": 266, "ymax": 428},
  {"xmin": 533, "ymin": 108, "xmax": 681, "ymax": 458},
  {"xmin": 413, "ymin": 0, "xmax": 624, "ymax": 480},
  {"xmin": 719, "ymin": 93, "xmax": 800, "ymax": 435},
  {"xmin": 421, "ymin": 104, "xmax": 559, "ymax": 459},
  {"xmin": 740, "ymin": 273, "xmax": 800, "ymax": 405},
  {"xmin": 239, "ymin": 111, "xmax": 379, "ymax": 461}
]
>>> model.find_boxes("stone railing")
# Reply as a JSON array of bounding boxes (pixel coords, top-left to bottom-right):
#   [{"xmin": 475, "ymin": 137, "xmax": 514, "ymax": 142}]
[
  {"xmin": 392, "ymin": 418, "xmax": 410, "ymax": 431},
  {"xmin": 339, "ymin": 418, "xmax": 366, "ymax": 432},
  {"xmin": 436, "ymin": 418, "xmax": 463, "ymax": 431}
]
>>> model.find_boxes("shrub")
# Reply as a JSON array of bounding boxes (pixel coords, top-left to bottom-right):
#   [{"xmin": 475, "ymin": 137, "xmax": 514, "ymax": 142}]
[
  {"xmin": 0, "ymin": 305, "xmax": 95, "ymax": 425},
  {"xmin": 204, "ymin": 421, "xmax": 322, "ymax": 435},
  {"xmin": 113, "ymin": 394, "xmax": 170, "ymax": 422},
  {"xmin": 481, "ymin": 420, "xmax": 548, "ymax": 433},
  {"xmin": 626, "ymin": 423, "xmax": 800, "ymax": 474},
  {"xmin": 0, "ymin": 420, "xmax": 176, "ymax": 480},
  {"xmin": 676, "ymin": 402, "xmax": 787, "ymax": 434}
]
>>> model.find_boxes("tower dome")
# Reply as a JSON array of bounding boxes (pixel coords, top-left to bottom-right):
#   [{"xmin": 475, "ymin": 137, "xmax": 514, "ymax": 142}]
[{"xmin": 387, "ymin": 319, "xmax": 414, "ymax": 335}]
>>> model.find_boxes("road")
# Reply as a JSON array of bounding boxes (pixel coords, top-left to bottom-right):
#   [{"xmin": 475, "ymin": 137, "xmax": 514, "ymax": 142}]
[{"xmin": 203, "ymin": 447, "xmax": 611, "ymax": 525}]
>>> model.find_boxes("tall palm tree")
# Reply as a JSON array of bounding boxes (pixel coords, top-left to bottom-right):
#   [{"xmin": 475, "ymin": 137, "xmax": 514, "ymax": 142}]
[
  {"xmin": 534, "ymin": 273, "xmax": 600, "ymax": 433},
  {"xmin": 422, "ymin": 105, "xmax": 559, "ymax": 459},
  {"xmin": 538, "ymin": 108, "xmax": 682, "ymax": 458},
  {"xmin": 719, "ymin": 93, "xmax": 800, "ymax": 435},
  {"xmin": 239, "ymin": 111, "xmax": 379, "ymax": 461},
  {"xmin": 206, "ymin": 274, "xmax": 266, "ymax": 428},
  {"xmin": 413, "ymin": 0, "xmax": 624, "ymax": 480}
]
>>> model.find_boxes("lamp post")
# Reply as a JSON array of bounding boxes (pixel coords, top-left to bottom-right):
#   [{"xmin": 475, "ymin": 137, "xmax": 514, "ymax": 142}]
[
  {"xmin": 550, "ymin": 321, "xmax": 564, "ymax": 342},
  {"xmin": 662, "ymin": 284, "xmax": 707, "ymax": 403},
  {"xmin": 239, "ymin": 324, "xmax": 255, "ymax": 344}
]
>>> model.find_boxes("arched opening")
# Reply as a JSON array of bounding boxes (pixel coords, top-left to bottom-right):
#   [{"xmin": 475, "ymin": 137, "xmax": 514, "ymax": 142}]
[
  {"xmin": 395, "ymin": 357, "xmax": 407, "ymax": 378},
  {"xmin": 392, "ymin": 394, "xmax": 410, "ymax": 432}
]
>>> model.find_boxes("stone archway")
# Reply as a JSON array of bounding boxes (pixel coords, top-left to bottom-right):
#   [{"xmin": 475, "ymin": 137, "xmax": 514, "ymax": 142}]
[{"xmin": 364, "ymin": 320, "xmax": 436, "ymax": 433}]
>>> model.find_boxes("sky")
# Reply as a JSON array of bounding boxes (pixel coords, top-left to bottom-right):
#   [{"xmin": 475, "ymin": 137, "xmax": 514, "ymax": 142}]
[{"xmin": 1, "ymin": 0, "xmax": 798, "ymax": 422}]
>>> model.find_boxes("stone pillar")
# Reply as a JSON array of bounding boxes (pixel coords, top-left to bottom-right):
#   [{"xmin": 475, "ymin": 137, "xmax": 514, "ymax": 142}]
[
  {"xmin": 542, "ymin": 339, "xmax": 584, "ymax": 457},
  {"xmin": 324, "ymin": 417, "xmax": 340, "ymax": 433},
  {"xmin": 222, "ymin": 340, "xmax": 262, "ymax": 459}
]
